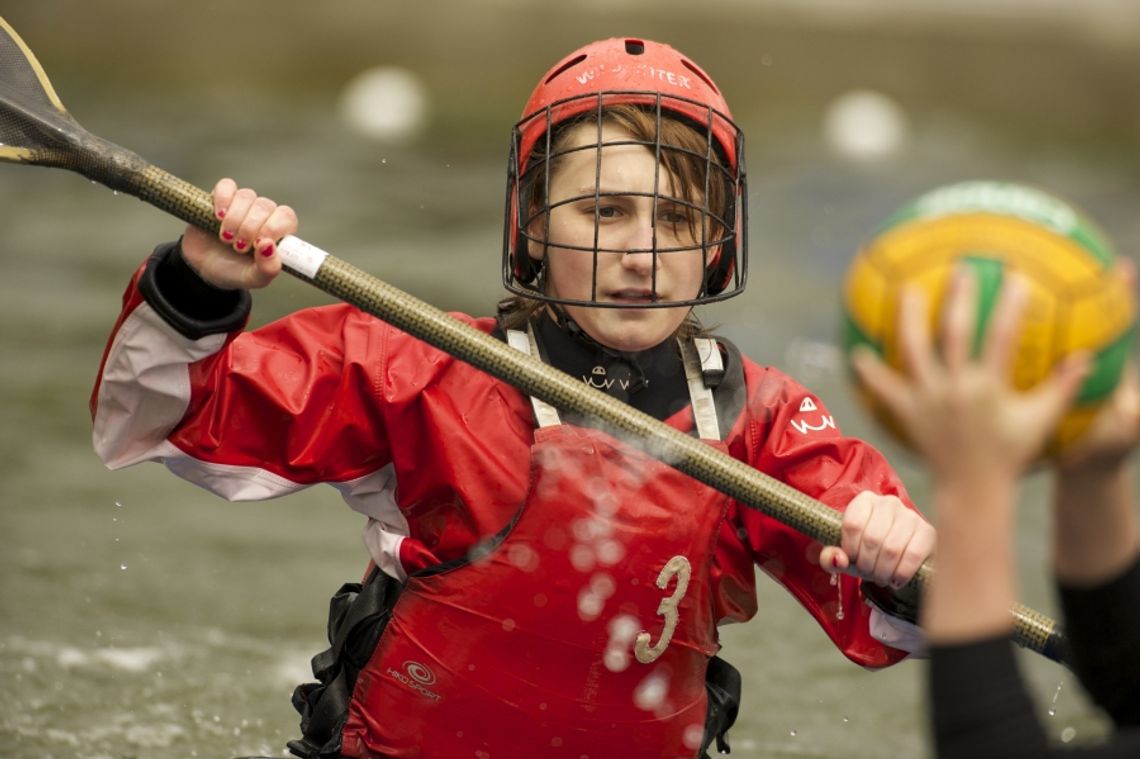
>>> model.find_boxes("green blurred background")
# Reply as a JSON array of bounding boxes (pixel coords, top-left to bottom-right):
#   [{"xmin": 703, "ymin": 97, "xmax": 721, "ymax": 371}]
[{"xmin": 1, "ymin": 1, "xmax": 1137, "ymax": 757}]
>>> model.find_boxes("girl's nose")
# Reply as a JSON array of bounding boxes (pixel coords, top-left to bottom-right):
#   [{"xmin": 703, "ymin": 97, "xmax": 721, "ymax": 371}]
[{"xmin": 620, "ymin": 220, "xmax": 658, "ymax": 274}]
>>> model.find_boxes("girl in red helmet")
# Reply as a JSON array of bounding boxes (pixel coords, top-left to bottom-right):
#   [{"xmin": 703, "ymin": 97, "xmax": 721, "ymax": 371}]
[{"xmin": 92, "ymin": 38, "xmax": 933, "ymax": 759}]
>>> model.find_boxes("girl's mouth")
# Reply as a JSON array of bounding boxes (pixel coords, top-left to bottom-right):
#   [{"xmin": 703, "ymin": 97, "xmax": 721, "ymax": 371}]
[{"xmin": 609, "ymin": 289, "xmax": 659, "ymax": 303}]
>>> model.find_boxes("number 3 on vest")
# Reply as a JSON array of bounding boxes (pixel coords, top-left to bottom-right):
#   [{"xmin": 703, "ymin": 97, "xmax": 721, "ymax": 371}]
[{"xmin": 634, "ymin": 555, "xmax": 692, "ymax": 664}]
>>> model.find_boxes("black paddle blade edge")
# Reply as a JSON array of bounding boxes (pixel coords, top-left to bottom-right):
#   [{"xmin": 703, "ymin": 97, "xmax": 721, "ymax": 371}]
[
  {"xmin": 0, "ymin": 17, "xmax": 152, "ymax": 192},
  {"xmin": 0, "ymin": 16, "xmax": 79, "ymax": 160}
]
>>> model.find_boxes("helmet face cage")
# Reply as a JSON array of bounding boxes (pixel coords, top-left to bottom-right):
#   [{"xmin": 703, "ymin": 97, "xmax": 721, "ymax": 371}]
[{"xmin": 501, "ymin": 44, "xmax": 748, "ymax": 309}]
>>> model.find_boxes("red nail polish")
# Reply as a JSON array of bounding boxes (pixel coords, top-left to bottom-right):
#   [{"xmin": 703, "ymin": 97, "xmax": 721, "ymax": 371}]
[
  {"xmin": 235, "ymin": 239, "xmax": 248, "ymax": 251},
  {"xmin": 260, "ymin": 243, "xmax": 274, "ymax": 258},
  {"xmin": 216, "ymin": 208, "xmax": 226, "ymax": 220},
  {"xmin": 221, "ymin": 230, "xmax": 234, "ymax": 241},
  {"xmin": 832, "ymin": 555, "xmax": 841, "ymax": 569}
]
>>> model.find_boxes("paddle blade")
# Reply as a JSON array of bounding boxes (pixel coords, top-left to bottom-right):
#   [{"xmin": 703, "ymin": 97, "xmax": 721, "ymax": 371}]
[{"xmin": 0, "ymin": 16, "xmax": 88, "ymax": 165}]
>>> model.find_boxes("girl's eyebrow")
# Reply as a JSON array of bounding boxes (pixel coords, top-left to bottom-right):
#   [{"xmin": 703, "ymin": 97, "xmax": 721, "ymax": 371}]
[{"xmin": 571, "ymin": 186, "xmax": 676, "ymax": 197}]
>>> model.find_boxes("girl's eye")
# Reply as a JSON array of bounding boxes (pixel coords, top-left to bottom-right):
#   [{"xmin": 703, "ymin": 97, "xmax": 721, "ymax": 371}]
[
  {"xmin": 594, "ymin": 205, "xmax": 620, "ymax": 219},
  {"xmin": 659, "ymin": 207, "xmax": 691, "ymax": 226}
]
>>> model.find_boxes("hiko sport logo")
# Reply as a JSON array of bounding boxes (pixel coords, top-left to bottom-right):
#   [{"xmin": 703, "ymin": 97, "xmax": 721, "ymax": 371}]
[
  {"xmin": 387, "ymin": 660, "xmax": 443, "ymax": 702},
  {"xmin": 790, "ymin": 397, "xmax": 836, "ymax": 435}
]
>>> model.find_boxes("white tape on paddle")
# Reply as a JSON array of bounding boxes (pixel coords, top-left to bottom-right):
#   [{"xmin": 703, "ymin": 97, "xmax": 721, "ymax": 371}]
[{"xmin": 277, "ymin": 235, "xmax": 329, "ymax": 279}]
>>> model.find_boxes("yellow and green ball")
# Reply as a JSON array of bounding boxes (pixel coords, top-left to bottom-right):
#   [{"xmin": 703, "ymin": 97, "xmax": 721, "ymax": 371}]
[{"xmin": 841, "ymin": 180, "xmax": 1135, "ymax": 456}]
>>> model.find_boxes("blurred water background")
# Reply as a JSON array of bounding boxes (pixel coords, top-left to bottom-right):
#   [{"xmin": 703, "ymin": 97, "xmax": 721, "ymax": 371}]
[{"xmin": 1, "ymin": 1, "xmax": 1137, "ymax": 757}]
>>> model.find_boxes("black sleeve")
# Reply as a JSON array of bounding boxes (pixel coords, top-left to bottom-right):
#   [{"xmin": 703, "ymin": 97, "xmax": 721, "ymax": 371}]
[
  {"xmin": 929, "ymin": 635, "xmax": 1049, "ymax": 759},
  {"xmin": 1057, "ymin": 556, "xmax": 1140, "ymax": 727},
  {"xmin": 137, "ymin": 240, "xmax": 252, "ymax": 339},
  {"xmin": 930, "ymin": 634, "xmax": 1140, "ymax": 758}
]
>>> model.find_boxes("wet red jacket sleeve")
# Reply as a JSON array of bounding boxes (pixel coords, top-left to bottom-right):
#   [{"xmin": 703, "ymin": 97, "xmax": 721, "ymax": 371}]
[{"xmin": 714, "ymin": 361, "xmax": 923, "ymax": 668}]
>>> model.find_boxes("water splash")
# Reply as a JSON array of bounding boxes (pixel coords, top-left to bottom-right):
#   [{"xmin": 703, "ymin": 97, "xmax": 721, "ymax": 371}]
[
  {"xmin": 830, "ymin": 573, "xmax": 845, "ymax": 620},
  {"xmin": 603, "ymin": 614, "xmax": 639, "ymax": 672},
  {"xmin": 633, "ymin": 670, "xmax": 669, "ymax": 711},
  {"xmin": 1048, "ymin": 680, "xmax": 1063, "ymax": 717}
]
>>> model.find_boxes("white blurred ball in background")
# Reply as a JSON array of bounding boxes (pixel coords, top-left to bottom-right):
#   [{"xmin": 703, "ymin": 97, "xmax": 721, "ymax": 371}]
[
  {"xmin": 339, "ymin": 66, "xmax": 429, "ymax": 142},
  {"xmin": 822, "ymin": 89, "xmax": 909, "ymax": 162}
]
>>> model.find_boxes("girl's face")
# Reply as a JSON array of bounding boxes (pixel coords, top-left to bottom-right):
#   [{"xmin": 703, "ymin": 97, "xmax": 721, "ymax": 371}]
[{"xmin": 527, "ymin": 121, "xmax": 709, "ymax": 352}]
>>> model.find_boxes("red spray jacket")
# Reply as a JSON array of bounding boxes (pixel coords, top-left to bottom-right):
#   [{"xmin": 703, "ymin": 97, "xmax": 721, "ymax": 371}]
[{"xmin": 92, "ymin": 260, "xmax": 923, "ymax": 677}]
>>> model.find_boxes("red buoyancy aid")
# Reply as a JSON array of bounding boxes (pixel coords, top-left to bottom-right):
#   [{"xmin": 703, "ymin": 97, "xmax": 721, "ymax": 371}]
[{"xmin": 339, "ymin": 337, "xmax": 732, "ymax": 759}]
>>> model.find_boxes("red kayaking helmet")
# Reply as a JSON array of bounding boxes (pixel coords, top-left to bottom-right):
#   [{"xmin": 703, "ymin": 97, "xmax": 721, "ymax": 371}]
[{"xmin": 502, "ymin": 37, "xmax": 748, "ymax": 307}]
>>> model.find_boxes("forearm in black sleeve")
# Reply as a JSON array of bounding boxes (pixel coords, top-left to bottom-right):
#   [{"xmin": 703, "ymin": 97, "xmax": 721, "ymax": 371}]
[
  {"xmin": 137, "ymin": 239, "xmax": 251, "ymax": 339},
  {"xmin": 929, "ymin": 635, "xmax": 1050, "ymax": 759},
  {"xmin": 1057, "ymin": 556, "xmax": 1140, "ymax": 727}
]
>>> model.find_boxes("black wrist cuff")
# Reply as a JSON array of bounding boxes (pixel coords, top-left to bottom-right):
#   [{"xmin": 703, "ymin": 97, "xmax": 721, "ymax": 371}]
[{"xmin": 138, "ymin": 240, "xmax": 251, "ymax": 340}]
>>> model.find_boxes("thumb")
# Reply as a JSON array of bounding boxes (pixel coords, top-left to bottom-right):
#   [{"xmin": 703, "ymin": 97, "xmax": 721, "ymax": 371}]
[{"xmin": 819, "ymin": 546, "xmax": 850, "ymax": 575}]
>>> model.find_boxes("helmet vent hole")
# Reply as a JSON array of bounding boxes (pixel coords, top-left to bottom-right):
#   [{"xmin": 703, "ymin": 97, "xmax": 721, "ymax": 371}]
[
  {"xmin": 544, "ymin": 54, "xmax": 587, "ymax": 84},
  {"xmin": 682, "ymin": 60, "xmax": 719, "ymax": 94},
  {"xmin": 624, "ymin": 39, "xmax": 645, "ymax": 55}
]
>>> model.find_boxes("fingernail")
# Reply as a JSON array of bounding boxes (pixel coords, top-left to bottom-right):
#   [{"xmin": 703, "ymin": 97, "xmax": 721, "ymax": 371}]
[
  {"xmin": 831, "ymin": 555, "xmax": 841, "ymax": 569},
  {"xmin": 221, "ymin": 230, "xmax": 234, "ymax": 241},
  {"xmin": 235, "ymin": 239, "xmax": 248, "ymax": 251},
  {"xmin": 216, "ymin": 208, "xmax": 226, "ymax": 220},
  {"xmin": 260, "ymin": 243, "xmax": 275, "ymax": 258}
]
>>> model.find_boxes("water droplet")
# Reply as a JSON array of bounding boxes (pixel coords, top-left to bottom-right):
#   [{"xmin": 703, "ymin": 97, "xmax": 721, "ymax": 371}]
[
  {"xmin": 603, "ymin": 646, "xmax": 630, "ymax": 672},
  {"xmin": 1048, "ymin": 680, "xmax": 1064, "ymax": 717},
  {"xmin": 842, "ymin": 716, "xmax": 850, "ymax": 724},
  {"xmin": 789, "ymin": 729, "xmax": 798, "ymax": 737},
  {"xmin": 832, "ymin": 573, "xmax": 845, "ymax": 620},
  {"xmin": 682, "ymin": 723, "xmax": 705, "ymax": 749},
  {"xmin": 570, "ymin": 544, "xmax": 595, "ymax": 572},
  {"xmin": 119, "ymin": 562, "xmax": 128, "ymax": 571},
  {"xmin": 1060, "ymin": 726, "xmax": 1077, "ymax": 743},
  {"xmin": 114, "ymin": 501, "xmax": 123, "ymax": 508},
  {"xmin": 633, "ymin": 671, "xmax": 669, "ymax": 711},
  {"xmin": 591, "ymin": 573, "xmax": 616, "ymax": 598}
]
